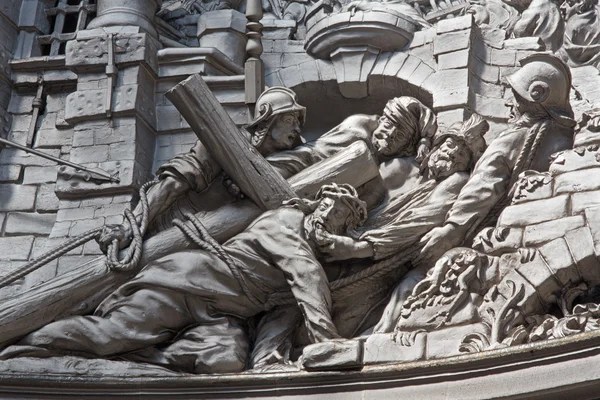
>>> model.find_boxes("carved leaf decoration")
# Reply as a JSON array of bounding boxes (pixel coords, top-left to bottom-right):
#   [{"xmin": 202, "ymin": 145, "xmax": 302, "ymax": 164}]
[
  {"xmin": 549, "ymin": 152, "xmax": 565, "ymax": 165},
  {"xmin": 459, "ymin": 332, "xmax": 490, "ymax": 353},
  {"xmin": 494, "ymin": 227, "xmax": 510, "ymax": 242},
  {"xmin": 501, "ymin": 325, "xmax": 528, "ymax": 346},
  {"xmin": 558, "ymin": 282, "xmax": 588, "ymax": 316},
  {"xmin": 574, "ymin": 147, "xmax": 586, "ymax": 156}
]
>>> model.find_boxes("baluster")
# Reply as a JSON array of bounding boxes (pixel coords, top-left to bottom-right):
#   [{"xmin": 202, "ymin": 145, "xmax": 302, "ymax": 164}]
[{"xmin": 245, "ymin": 0, "xmax": 265, "ymax": 104}]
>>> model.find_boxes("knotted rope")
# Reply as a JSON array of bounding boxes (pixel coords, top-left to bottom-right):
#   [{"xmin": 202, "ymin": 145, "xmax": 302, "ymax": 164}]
[{"xmin": 0, "ymin": 180, "xmax": 157, "ymax": 289}]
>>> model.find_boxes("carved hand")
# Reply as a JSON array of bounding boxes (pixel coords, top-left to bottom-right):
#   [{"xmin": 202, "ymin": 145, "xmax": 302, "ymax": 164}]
[
  {"xmin": 316, "ymin": 231, "xmax": 373, "ymax": 262},
  {"xmin": 223, "ymin": 176, "xmax": 246, "ymax": 200},
  {"xmin": 97, "ymin": 224, "xmax": 133, "ymax": 254},
  {"xmin": 418, "ymin": 224, "xmax": 461, "ymax": 263}
]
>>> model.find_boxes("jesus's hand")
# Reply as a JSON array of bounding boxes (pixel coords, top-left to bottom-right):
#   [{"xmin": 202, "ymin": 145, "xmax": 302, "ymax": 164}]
[{"xmin": 316, "ymin": 231, "xmax": 374, "ymax": 262}]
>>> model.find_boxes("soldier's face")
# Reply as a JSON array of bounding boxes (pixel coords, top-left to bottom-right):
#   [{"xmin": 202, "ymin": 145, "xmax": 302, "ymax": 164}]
[
  {"xmin": 427, "ymin": 138, "xmax": 471, "ymax": 179},
  {"xmin": 269, "ymin": 112, "xmax": 302, "ymax": 151},
  {"xmin": 372, "ymin": 116, "xmax": 407, "ymax": 157},
  {"xmin": 312, "ymin": 197, "xmax": 352, "ymax": 235},
  {"xmin": 506, "ymin": 90, "xmax": 528, "ymax": 123}
]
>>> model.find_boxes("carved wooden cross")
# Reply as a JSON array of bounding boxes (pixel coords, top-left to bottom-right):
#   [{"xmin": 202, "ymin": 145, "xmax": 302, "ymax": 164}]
[{"xmin": 166, "ymin": 74, "xmax": 296, "ymax": 211}]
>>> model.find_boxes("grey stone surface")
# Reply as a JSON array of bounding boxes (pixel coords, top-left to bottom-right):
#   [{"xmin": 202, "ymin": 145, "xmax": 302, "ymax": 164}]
[
  {"xmin": 4, "ymin": 212, "xmax": 56, "ymax": 235},
  {"xmin": 1, "ymin": 1, "xmax": 600, "ymax": 396}
]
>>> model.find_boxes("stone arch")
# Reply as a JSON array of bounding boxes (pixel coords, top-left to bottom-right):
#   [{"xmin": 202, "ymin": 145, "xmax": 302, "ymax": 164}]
[{"xmin": 265, "ymin": 52, "xmax": 436, "ymax": 138}]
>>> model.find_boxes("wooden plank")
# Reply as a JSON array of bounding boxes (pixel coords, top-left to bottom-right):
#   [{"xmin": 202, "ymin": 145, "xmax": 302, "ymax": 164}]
[
  {"xmin": 0, "ymin": 142, "xmax": 380, "ymax": 347},
  {"xmin": 166, "ymin": 73, "xmax": 295, "ymax": 211},
  {"xmin": 289, "ymin": 141, "xmax": 378, "ymax": 198}
]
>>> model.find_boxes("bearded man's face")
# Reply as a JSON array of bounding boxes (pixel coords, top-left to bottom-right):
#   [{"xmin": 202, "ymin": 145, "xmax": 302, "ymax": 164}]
[
  {"xmin": 427, "ymin": 137, "xmax": 471, "ymax": 179},
  {"xmin": 306, "ymin": 197, "xmax": 353, "ymax": 248},
  {"xmin": 372, "ymin": 116, "xmax": 409, "ymax": 157}
]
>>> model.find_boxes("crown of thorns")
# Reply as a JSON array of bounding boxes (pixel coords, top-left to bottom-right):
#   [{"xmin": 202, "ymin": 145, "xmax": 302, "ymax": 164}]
[{"xmin": 315, "ymin": 183, "xmax": 368, "ymax": 228}]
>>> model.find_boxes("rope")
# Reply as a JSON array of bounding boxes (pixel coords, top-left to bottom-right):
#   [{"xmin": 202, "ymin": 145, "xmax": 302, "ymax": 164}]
[
  {"xmin": 0, "ymin": 180, "xmax": 157, "ymax": 289},
  {"xmin": 464, "ymin": 120, "xmax": 551, "ymax": 240},
  {"xmin": 330, "ymin": 246, "xmax": 421, "ymax": 292},
  {"xmin": 172, "ymin": 213, "xmax": 418, "ymax": 307},
  {"xmin": 172, "ymin": 213, "xmax": 263, "ymax": 308}
]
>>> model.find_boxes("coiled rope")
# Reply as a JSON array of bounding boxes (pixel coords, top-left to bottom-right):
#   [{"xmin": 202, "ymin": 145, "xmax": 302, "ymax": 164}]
[{"xmin": 0, "ymin": 180, "xmax": 157, "ymax": 289}]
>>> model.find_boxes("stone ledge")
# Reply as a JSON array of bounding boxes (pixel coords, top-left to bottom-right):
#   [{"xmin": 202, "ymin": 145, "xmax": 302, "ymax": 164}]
[{"xmin": 3, "ymin": 330, "xmax": 600, "ymax": 399}]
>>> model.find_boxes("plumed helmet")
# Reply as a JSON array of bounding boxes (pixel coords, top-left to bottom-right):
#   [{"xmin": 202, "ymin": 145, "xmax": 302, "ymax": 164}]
[
  {"xmin": 506, "ymin": 53, "xmax": 572, "ymax": 111},
  {"xmin": 432, "ymin": 113, "xmax": 489, "ymax": 164},
  {"xmin": 246, "ymin": 86, "xmax": 306, "ymax": 129}
]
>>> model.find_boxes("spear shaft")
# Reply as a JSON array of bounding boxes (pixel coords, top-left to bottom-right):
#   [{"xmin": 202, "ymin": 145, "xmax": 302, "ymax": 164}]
[{"xmin": 0, "ymin": 137, "xmax": 120, "ymax": 183}]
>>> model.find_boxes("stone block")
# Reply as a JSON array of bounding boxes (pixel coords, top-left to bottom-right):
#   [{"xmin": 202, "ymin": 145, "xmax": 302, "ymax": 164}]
[
  {"xmin": 49, "ymin": 221, "xmax": 70, "ymax": 238},
  {"xmin": 572, "ymin": 190, "xmax": 600, "ymax": 215},
  {"xmin": 0, "ymin": 236, "xmax": 35, "ymax": 260},
  {"xmin": 409, "ymin": 44, "xmax": 436, "ymax": 68},
  {"xmin": 500, "ymin": 66, "xmax": 519, "ymax": 82},
  {"xmin": 278, "ymin": 65, "xmax": 304, "ymax": 90},
  {"xmin": 538, "ymin": 238, "xmax": 580, "ymax": 287},
  {"xmin": 363, "ymin": 333, "xmax": 425, "ymax": 364},
  {"xmin": 272, "ymin": 39, "xmax": 305, "ymax": 53},
  {"xmin": 8, "ymin": 95, "xmax": 34, "ymax": 115},
  {"xmin": 472, "ymin": 93, "xmax": 509, "ymax": 119},
  {"xmin": 94, "ymin": 203, "xmax": 130, "ymax": 218},
  {"xmin": 396, "ymin": 56, "xmax": 423, "ymax": 83},
  {"xmin": 34, "ymin": 128, "xmax": 73, "ymax": 148},
  {"xmin": 476, "ymin": 63, "xmax": 500, "ymax": 83},
  {"xmin": 433, "ymin": 29, "xmax": 471, "ymax": 56},
  {"xmin": 490, "ymin": 48, "xmax": 517, "ymax": 67},
  {"xmin": 565, "ymin": 226, "xmax": 600, "ymax": 286},
  {"xmin": 22, "ymin": 166, "xmax": 58, "ymax": 184},
  {"xmin": 65, "ymin": 90, "xmax": 105, "ymax": 123},
  {"xmin": 437, "ymin": 49, "xmax": 470, "ymax": 70},
  {"xmin": 432, "ymin": 87, "xmax": 470, "ymax": 111},
  {"xmin": 523, "ymin": 216, "xmax": 585, "ymax": 247},
  {"xmin": 281, "ymin": 53, "xmax": 311, "ymax": 68},
  {"xmin": 0, "ymin": 0, "xmax": 20, "ymax": 25},
  {"xmin": 382, "ymin": 52, "xmax": 409, "ymax": 77},
  {"xmin": 503, "ymin": 37, "xmax": 545, "ymax": 51},
  {"xmin": 497, "ymin": 195, "xmax": 569, "ymax": 227},
  {"xmin": 299, "ymin": 60, "xmax": 320, "ymax": 83},
  {"xmin": 585, "ymin": 206, "xmax": 600, "ymax": 257},
  {"xmin": 471, "ymin": 74, "xmax": 504, "ymax": 98},
  {"xmin": 69, "ymin": 217, "xmax": 105, "ymax": 236},
  {"xmin": 56, "ymin": 205, "xmax": 96, "ymax": 222},
  {"xmin": 370, "ymin": 52, "xmax": 392, "ymax": 76},
  {"xmin": 10, "ymin": 114, "xmax": 31, "ymax": 133},
  {"xmin": 409, "ymin": 30, "xmax": 426, "ymax": 48},
  {"xmin": 0, "ymin": 165, "xmax": 22, "ymax": 182},
  {"xmin": 315, "ymin": 59, "xmax": 336, "ymax": 81},
  {"xmin": 435, "ymin": 108, "xmax": 467, "ymax": 131},
  {"xmin": 70, "ymin": 145, "xmax": 110, "ymax": 164},
  {"xmin": 426, "ymin": 323, "xmax": 488, "ymax": 360},
  {"xmin": 436, "ymin": 15, "xmax": 473, "ymax": 34},
  {"xmin": 4, "ymin": 212, "xmax": 56, "ymax": 235},
  {"xmin": 550, "ymin": 149, "xmax": 600, "ymax": 175},
  {"xmin": 423, "ymin": 68, "xmax": 469, "ymax": 94},
  {"xmin": 301, "ymin": 339, "xmax": 362, "ymax": 370},
  {"xmin": 554, "ymin": 168, "xmax": 600, "ymax": 194},
  {"xmin": 35, "ymin": 184, "xmax": 59, "ymax": 213},
  {"xmin": 0, "ymin": 184, "xmax": 36, "ymax": 211}
]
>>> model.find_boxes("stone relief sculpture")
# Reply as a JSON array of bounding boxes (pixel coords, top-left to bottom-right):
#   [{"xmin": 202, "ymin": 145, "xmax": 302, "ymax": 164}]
[{"xmin": 2, "ymin": 0, "xmax": 600, "ymax": 397}]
